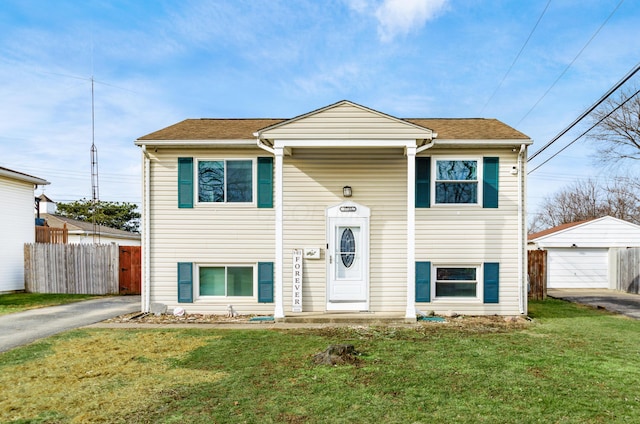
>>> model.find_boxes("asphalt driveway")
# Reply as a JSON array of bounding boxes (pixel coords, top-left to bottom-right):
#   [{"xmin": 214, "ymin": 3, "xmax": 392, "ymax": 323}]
[
  {"xmin": 548, "ymin": 289, "xmax": 640, "ymax": 320},
  {"xmin": 0, "ymin": 296, "xmax": 140, "ymax": 353}
]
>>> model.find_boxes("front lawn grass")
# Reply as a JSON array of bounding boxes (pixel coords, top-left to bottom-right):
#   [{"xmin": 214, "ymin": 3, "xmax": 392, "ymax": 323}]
[
  {"xmin": 0, "ymin": 292, "xmax": 98, "ymax": 315},
  {"xmin": 1, "ymin": 299, "xmax": 638, "ymax": 423}
]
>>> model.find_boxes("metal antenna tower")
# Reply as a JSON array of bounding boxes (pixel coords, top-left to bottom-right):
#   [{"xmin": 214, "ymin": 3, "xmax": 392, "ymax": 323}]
[{"xmin": 90, "ymin": 76, "xmax": 101, "ymax": 243}]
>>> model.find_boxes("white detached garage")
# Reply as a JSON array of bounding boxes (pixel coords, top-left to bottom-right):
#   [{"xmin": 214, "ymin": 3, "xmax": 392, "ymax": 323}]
[{"xmin": 528, "ymin": 217, "xmax": 640, "ymax": 289}]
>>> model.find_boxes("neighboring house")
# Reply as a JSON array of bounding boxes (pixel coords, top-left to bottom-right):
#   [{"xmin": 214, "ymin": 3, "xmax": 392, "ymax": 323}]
[
  {"xmin": 35, "ymin": 196, "xmax": 140, "ymax": 245},
  {"xmin": 528, "ymin": 216, "xmax": 640, "ymax": 289},
  {"xmin": 39, "ymin": 213, "xmax": 141, "ymax": 246},
  {"xmin": 0, "ymin": 166, "xmax": 49, "ymax": 292},
  {"xmin": 36, "ymin": 193, "xmax": 57, "ymax": 215},
  {"xmin": 135, "ymin": 100, "xmax": 532, "ymax": 318}
]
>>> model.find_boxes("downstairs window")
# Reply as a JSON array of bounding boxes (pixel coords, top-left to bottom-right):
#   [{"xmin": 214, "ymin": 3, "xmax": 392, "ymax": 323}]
[
  {"xmin": 435, "ymin": 266, "xmax": 478, "ymax": 298},
  {"xmin": 199, "ymin": 266, "xmax": 254, "ymax": 297}
]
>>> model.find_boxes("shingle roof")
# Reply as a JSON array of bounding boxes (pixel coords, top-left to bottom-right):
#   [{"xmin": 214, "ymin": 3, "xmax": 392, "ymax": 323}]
[
  {"xmin": 42, "ymin": 214, "xmax": 141, "ymax": 240},
  {"xmin": 139, "ymin": 119, "xmax": 285, "ymax": 140},
  {"xmin": 37, "ymin": 193, "xmax": 55, "ymax": 202},
  {"xmin": 137, "ymin": 117, "xmax": 529, "ymax": 141},
  {"xmin": 406, "ymin": 118, "xmax": 529, "ymax": 140},
  {"xmin": 527, "ymin": 219, "xmax": 592, "ymax": 241}
]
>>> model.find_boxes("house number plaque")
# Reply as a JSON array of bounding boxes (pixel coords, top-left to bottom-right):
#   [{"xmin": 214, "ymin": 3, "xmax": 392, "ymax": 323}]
[
  {"xmin": 340, "ymin": 206, "xmax": 357, "ymax": 212},
  {"xmin": 292, "ymin": 249, "xmax": 303, "ymax": 312}
]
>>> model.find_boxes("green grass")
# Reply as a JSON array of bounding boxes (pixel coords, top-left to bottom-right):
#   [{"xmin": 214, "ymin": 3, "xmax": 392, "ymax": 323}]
[
  {"xmin": 1, "ymin": 300, "xmax": 639, "ymax": 423},
  {"xmin": 0, "ymin": 292, "xmax": 99, "ymax": 315}
]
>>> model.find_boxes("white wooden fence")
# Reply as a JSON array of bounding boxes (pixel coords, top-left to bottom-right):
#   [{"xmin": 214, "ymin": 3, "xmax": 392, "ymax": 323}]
[
  {"xmin": 613, "ymin": 247, "xmax": 640, "ymax": 294},
  {"xmin": 24, "ymin": 243, "xmax": 119, "ymax": 294}
]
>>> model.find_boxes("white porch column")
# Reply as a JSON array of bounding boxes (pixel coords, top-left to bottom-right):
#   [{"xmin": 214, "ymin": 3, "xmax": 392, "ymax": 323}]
[
  {"xmin": 274, "ymin": 147, "xmax": 285, "ymax": 318},
  {"xmin": 406, "ymin": 146, "xmax": 416, "ymax": 318}
]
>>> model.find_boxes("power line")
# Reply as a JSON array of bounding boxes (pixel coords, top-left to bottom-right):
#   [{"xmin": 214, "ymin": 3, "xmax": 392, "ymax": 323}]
[
  {"xmin": 528, "ymin": 86, "xmax": 640, "ymax": 174},
  {"xmin": 528, "ymin": 61, "xmax": 640, "ymax": 163},
  {"xmin": 479, "ymin": 0, "xmax": 552, "ymax": 115},
  {"xmin": 516, "ymin": 0, "xmax": 625, "ymax": 127}
]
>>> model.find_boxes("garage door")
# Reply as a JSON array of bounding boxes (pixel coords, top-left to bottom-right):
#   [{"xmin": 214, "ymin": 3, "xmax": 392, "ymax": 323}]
[{"xmin": 547, "ymin": 249, "xmax": 608, "ymax": 289}]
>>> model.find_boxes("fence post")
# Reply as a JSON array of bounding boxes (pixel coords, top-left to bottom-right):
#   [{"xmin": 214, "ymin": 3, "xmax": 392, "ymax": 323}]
[{"xmin": 527, "ymin": 250, "xmax": 547, "ymax": 300}]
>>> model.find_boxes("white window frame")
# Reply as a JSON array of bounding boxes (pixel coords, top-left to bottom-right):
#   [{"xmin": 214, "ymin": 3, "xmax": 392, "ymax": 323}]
[
  {"xmin": 195, "ymin": 263, "xmax": 257, "ymax": 300},
  {"xmin": 432, "ymin": 156, "xmax": 482, "ymax": 206},
  {"xmin": 195, "ymin": 158, "xmax": 256, "ymax": 206},
  {"xmin": 432, "ymin": 264, "xmax": 483, "ymax": 302}
]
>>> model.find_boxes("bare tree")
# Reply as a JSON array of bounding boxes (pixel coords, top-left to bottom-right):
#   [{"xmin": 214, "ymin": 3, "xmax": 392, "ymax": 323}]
[
  {"xmin": 604, "ymin": 177, "xmax": 640, "ymax": 222},
  {"xmin": 587, "ymin": 85, "xmax": 640, "ymax": 166},
  {"xmin": 529, "ymin": 178, "xmax": 640, "ymax": 233}
]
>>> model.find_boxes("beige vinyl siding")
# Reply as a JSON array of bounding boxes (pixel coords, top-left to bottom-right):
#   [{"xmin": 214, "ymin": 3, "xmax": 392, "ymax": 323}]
[
  {"xmin": 261, "ymin": 103, "xmax": 432, "ymax": 140},
  {"xmin": 147, "ymin": 148, "xmax": 275, "ymax": 315},
  {"xmin": 0, "ymin": 176, "xmax": 35, "ymax": 292},
  {"xmin": 282, "ymin": 148, "xmax": 408, "ymax": 313},
  {"xmin": 145, "ymin": 144, "xmax": 525, "ymax": 316},
  {"xmin": 416, "ymin": 148, "xmax": 522, "ymax": 315}
]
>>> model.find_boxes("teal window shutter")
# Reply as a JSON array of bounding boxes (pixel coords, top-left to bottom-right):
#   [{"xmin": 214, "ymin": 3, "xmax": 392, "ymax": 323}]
[
  {"xmin": 178, "ymin": 157, "xmax": 194, "ymax": 208},
  {"xmin": 258, "ymin": 262, "xmax": 274, "ymax": 303},
  {"xmin": 257, "ymin": 157, "xmax": 273, "ymax": 208},
  {"xmin": 483, "ymin": 157, "xmax": 499, "ymax": 208},
  {"xmin": 483, "ymin": 262, "xmax": 499, "ymax": 303},
  {"xmin": 416, "ymin": 261, "xmax": 431, "ymax": 302},
  {"xmin": 416, "ymin": 157, "xmax": 431, "ymax": 208},
  {"xmin": 177, "ymin": 262, "xmax": 193, "ymax": 303}
]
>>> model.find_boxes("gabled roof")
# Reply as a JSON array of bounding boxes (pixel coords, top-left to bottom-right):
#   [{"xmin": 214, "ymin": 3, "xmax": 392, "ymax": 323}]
[
  {"xmin": 528, "ymin": 220, "xmax": 592, "ymax": 241},
  {"xmin": 37, "ymin": 193, "xmax": 55, "ymax": 203},
  {"xmin": 256, "ymin": 100, "xmax": 434, "ymax": 139},
  {"xmin": 528, "ymin": 216, "xmax": 640, "ymax": 244},
  {"xmin": 135, "ymin": 100, "xmax": 531, "ymax": 144},
  {"xmin": 0, "ymin": 166, "xmax": 49, "ymax": 185},
  {"xmin": 41, "ymin": 214, "xmax": 141, "ymax": 240}
]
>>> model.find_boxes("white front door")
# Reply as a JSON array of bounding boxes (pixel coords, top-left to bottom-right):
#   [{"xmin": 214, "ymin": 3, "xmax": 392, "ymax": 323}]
[{"xmin": 326, "ymin": 202, "xmax": 370, "ymax": 311}]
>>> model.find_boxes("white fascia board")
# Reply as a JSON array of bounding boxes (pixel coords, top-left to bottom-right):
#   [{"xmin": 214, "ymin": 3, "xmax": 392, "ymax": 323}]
[
  {"xmin": 434, "ymin": 138, "xmax": 533, "ymax": 147},
  {"xmin": 134, "ymin": 139, "xmax": 256, "ymax": 147},
  {"xmin": 0, "ymin": 168, "xmax": 50, "ymax": 185},
  {"xmin": 530, "ymin": 220, "xmax": 598, "ymax": 243},
  {"xmin": 273, "ymin": 139, "xmax": 416, "ymax": 148}
]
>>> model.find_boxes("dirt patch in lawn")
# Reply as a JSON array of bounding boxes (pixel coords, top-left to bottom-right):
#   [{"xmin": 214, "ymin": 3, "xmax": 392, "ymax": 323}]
[{"xmin": 0, "ymin": 331, "xmax": 224, "ymax": 423}]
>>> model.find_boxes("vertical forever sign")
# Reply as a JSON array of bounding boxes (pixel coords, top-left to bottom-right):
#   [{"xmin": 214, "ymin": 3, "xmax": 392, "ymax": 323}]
[{"xmin": 292, "ymin": 249, "xmax": 303, "ymax": 312}]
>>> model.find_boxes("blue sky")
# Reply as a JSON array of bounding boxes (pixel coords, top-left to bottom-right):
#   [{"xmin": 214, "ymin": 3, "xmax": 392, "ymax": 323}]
[{"xmin": 1, "ymin": 0, "xmax": 639, "ymax": 221}]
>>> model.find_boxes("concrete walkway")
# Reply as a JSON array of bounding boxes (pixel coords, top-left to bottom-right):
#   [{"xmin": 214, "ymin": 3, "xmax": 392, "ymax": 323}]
[
  {"xmin": 548, "ymin": 289, "xmax": 640, "ymax": 320},
  {"xmin": 0, "ymin": 296, "xmax": 140, "ymax": 353}
]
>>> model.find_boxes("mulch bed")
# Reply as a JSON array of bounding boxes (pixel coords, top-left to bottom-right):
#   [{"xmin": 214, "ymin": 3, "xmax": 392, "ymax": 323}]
[{"xmin": 104, "ymin": 312, "xmax": 260, "ymax": 324}]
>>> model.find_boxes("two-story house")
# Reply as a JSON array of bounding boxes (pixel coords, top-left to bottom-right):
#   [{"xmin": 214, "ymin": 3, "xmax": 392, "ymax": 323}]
[{"xmin": 135, "ymin": 101, "xmax": 532, "ymax": 319}]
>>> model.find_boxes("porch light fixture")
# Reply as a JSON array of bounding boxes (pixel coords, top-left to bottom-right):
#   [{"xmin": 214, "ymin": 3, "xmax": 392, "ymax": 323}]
[{"xmin": 343, "ymin": 186, "xmax": 352, "ymax": 197}]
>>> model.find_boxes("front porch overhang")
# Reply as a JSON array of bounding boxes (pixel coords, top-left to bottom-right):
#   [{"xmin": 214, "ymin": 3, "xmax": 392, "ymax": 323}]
[{"xmin": 257, "ymin": 138, "xmax": 424, "ymax": 320}]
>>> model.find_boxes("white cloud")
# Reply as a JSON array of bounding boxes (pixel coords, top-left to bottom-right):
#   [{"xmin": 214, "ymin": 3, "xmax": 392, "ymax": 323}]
[
  {"xmin": 291, "ymin": 63, "xmax": 367, "ymax": 96},
  {"xmin": 344, "ymin": 0, "xmax": 371, "ymax": 14},
  {"xmin": 374, "ymin": 0, "xmax": 449, "ymax": 42}
]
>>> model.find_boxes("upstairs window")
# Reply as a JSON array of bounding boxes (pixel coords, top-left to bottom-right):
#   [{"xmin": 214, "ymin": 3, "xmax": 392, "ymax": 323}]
[
  {"xmin": 435, "ymin": 159, "xmax": 478, "ymax": 204},
  {"xmin": 198, "ymin": 160, "xmax": 253, "ymax": 203}
]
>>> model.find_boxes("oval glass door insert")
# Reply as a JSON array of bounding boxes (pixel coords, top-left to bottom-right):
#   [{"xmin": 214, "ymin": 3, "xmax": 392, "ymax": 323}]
[{"xmin": 340, "ymin": 228, "xmax": 355, "ymax": 268}]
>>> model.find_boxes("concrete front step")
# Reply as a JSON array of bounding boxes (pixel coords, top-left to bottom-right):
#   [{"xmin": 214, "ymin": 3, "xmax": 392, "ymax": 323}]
[{"xmin": 277, "ymin": 313, "xmax": 415, "ymax": 324}]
